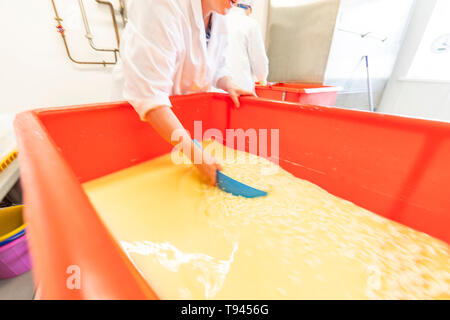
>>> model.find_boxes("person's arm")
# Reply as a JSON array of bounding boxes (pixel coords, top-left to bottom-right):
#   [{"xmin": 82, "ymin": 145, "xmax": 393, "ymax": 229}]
[
  {"xmin": 145, "ymin": 106, "xmax": 222, "ymax": 185},
  {"xmin": 120, "ymin": 2, "xmax": 221, "ymax": 184},
  {"xmin": 247, "ymin": 22, "xmax": 269, "ymax": 84}
]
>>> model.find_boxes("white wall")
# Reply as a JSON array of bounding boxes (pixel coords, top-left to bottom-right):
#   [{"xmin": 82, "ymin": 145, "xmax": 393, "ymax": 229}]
[
  {"xmin": 324, "ymin": 0, "xmax": 415, "ymax": 110},
  {"xmin": 378, "ymin": 0, "xmax": 450, "ymax": 122},
  {"xmin": 0, "ymin": 0, "xmax": 270, "ymax": 116},
  {"xmin": 406, "ymin": 0, "xmax": 450, "ymax": 82},
  {"xmin": 0, "ymin": 0, "xmax": 123, "ymax": 115}
]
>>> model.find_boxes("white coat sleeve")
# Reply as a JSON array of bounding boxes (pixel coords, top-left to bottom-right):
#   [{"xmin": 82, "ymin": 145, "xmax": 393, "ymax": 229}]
[
  {"xmin": 247, "ymin": 22, "xmax": 269, "ymax": 83},
  {"xmin": 120, "ymin": 2, "xmax": 180, "ymax": 120}
]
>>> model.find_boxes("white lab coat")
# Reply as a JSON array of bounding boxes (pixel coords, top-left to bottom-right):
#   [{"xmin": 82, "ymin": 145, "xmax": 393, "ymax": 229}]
[
  {"xmin": 226, "ymin": 7, "xmax": 269, "ymax": 92},
  {"xmin": 112, "ymin": 0, "xmax": 230, "ymax": 120}
]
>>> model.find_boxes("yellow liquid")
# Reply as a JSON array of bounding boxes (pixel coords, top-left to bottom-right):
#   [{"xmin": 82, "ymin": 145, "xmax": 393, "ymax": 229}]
[{"xmin": 83, "ymin": 141, "xmax": 450, "ymax": 299}]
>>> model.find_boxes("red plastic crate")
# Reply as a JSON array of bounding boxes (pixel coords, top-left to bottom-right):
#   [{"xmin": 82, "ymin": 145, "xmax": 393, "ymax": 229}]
[
  {"xmin": 256, "ymin": 83, "xmax": 341, "ymax": 106},
  {"xmin": 14, "ymin": 93, "xmax": 450, "ymax": 299}
]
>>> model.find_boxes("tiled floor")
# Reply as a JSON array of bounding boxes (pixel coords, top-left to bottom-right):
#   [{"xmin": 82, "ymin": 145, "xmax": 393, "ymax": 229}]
[{"xmin": 0, "ymin": 271, "xmax": 34, "ymax": 300}]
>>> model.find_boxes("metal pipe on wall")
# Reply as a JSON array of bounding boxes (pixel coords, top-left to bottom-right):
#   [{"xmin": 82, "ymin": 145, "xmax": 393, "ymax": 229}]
[
  {"xmin": 337, "ymin": 28, "xmax": 388, "ymax": 112},
  {"xmin": 78, "ymin": 0, "xmax": 119, "ymax": 61},
  {"xmin": 364, "ymin": 55, "xmax": 375, "ymax": 112},
  {"xmin": 51, "ymin": 0, "xmax": 118, "ymax": 66},
  {"xmin": 94, "ymin": 0, "xmax": 121, "ymax": 46}
]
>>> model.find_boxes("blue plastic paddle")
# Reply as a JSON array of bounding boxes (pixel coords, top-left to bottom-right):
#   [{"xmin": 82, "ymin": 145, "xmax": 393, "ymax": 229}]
[{"xmin": 193, "ymin": 140, "xmax": 267, "ymax": 198}]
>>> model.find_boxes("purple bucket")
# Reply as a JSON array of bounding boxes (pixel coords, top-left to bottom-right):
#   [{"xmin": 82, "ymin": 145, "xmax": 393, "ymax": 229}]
[{"xmin": 0, "ymin": 234, "xmax": 31, "ymax": 279}]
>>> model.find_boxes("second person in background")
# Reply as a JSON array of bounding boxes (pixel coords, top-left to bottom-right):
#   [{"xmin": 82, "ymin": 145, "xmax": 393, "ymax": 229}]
[{"xmin": 226, "ymin": 0, "xmax": 269, "ymax": 92}]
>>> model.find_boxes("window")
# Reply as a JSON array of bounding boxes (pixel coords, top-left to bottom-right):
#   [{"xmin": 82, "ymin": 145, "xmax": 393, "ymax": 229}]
[{"xmin": 406, "ymin": 0, "xmax": 450, "ymax": 81}]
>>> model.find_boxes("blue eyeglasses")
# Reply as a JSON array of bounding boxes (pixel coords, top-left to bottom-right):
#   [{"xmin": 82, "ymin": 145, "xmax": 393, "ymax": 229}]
[{"xmin": 237, "ymin": 4, "xmax": 251, "ymax": 10}]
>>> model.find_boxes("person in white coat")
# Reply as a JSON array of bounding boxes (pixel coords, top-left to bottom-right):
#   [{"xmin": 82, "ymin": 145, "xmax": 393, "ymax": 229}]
[
  {"xmin": 226, "ymin": 0, "xmax": 269, "ymax": 92},
  {"xmin": 113, "ymin": 0, "xmax": 253, "ymax": 185}
]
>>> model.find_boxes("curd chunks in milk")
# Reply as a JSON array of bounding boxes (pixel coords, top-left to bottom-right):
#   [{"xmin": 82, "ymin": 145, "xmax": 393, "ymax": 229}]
[{"xmin": 83, "ymin": 141, "xmax": 450, "ymax": 299}]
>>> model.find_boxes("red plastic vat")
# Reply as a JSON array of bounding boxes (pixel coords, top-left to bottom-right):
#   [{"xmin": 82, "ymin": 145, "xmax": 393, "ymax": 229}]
[
  {"xmin": 14, "ymin": 93, "xmax": 450, "ymax": 299},
  {"xmin": 255, "ymin": 83, "xmax": 341, "ymax": 106}
]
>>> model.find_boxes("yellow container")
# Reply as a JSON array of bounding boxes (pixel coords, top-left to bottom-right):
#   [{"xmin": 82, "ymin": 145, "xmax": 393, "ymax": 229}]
[{"xmin": 0, "ymin": 205, "xmax": 26, "ymax": 242}]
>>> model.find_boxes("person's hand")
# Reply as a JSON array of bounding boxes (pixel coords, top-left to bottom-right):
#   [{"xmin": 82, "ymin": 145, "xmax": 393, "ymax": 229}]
[
  {"xmin": 227, "ymin": 83, "xmax": 256, "ymax": 108},
  {"xmin": 194, "ymin": 152, "xmax": 223, "ymax": 186},
  {"xmin": 145, "ymin": 107, "xmax": 223, "ymax": 185},
  {"xmin": 259, "ymin": 80, "xmax": 268, "ymax": 86},
  {"xmin": 217, "ymin": 76, "xmax": 256, "ymax": 108}
]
